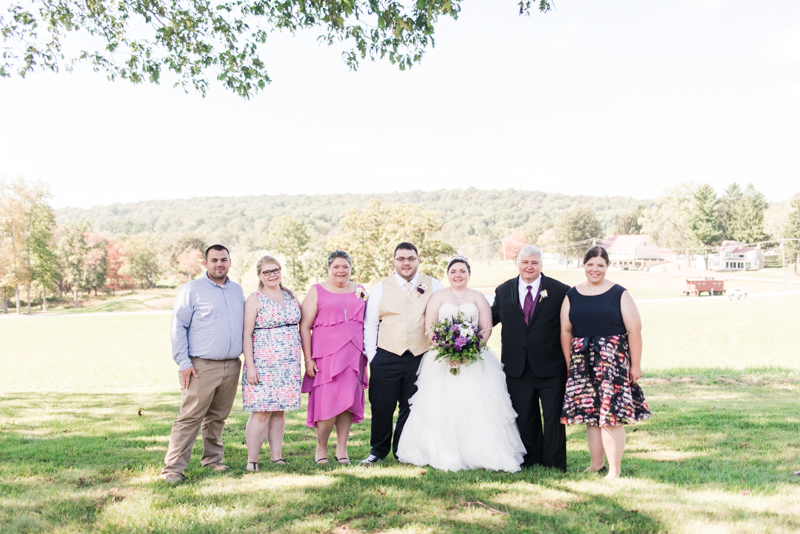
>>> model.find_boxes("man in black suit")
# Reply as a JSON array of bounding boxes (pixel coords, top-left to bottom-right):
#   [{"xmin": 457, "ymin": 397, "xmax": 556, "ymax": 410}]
[{"xmin": 491, "ymin": 245, "xmax": 569, "ymax": 472}]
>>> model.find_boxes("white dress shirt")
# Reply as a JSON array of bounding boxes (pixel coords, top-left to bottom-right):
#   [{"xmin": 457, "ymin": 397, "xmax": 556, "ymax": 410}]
[
  {"xmin": 518, "ymin": 274, "xmax": 542, "ymax": 310},
  {"xmin": 363, "ymin": 272, "xmax": 444, "ymax": 362}
]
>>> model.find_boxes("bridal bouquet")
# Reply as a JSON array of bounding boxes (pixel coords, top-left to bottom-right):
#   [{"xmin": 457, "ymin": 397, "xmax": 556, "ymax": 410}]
[{"xmin": 430, "ymin": 311, "xmax": 483, "ymax": 375}]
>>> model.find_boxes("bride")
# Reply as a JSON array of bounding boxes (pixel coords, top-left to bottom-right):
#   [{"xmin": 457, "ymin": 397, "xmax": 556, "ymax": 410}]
[{"xmin": 397, "ymin": 257, "xmax": 526, "ymax": 472}]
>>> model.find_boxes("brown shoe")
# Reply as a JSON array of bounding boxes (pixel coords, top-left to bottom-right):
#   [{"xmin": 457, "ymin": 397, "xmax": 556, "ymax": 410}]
[
  {"xmin": 204, "ymin": 463, "xmax": 231, "ymax": 472},
  {"xmin": 163, "ymin": 473, "xmax": 186, "ymax": 484}
]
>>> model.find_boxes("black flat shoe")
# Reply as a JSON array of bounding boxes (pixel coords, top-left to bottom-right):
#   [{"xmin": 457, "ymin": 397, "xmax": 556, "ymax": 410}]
[
  {"xmin": 336, "ymin": 457, "xmax": 351, "ymax": 464},
  {"xmin": 271, "ymin": 458, "xmax": 287, "ymax": 465},
  {"xmin": 246, "ymin": 462, "xmax": 259, "ymax": 472},
  {"xmin": 315, "ymin": 457, "xmax": 329, "ymax": 465}
]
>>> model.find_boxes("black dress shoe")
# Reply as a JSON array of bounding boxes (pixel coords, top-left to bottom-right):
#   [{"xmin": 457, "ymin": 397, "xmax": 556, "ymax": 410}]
[{"xmin": 359, "ymin": 454, "xmax": 383, "ymax": 465}]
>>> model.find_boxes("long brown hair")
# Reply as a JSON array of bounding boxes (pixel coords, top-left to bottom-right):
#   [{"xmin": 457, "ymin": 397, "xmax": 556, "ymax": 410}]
[{"xmin": 256, "ymin": 255, "xmax": 294, "ymax": 298}]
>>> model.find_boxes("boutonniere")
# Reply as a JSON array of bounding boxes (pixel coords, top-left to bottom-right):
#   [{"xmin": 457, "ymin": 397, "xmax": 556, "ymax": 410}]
[
  {"xmin": 538, "ymin": 289, "xmax": 548, "ymax": 303},
  {"xmin": 355, "ymin": 287, "xmax": 367, "ymax": 301},
  {"xmin": 417, "ymin": 283, "xmax": 427, "ymax": 296}
]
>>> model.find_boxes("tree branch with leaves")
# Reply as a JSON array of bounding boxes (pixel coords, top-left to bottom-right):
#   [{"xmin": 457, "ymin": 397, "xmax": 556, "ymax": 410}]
[{"xmin": 1, "ymin": 0, "xmax": 550, "ymax": 97}]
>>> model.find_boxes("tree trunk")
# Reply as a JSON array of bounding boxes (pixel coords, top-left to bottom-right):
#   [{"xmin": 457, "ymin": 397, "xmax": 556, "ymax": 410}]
[
  {"xmin": 42, "ymin": 287, "xmax": 47, "ymax": 312},
  {"xmin": 73, "ymin": 286, "xmax": 79, "ymax": 308},
  {"xmin": 26, "ymin": 282, "xmax": 31, "ymax": 314},
  {"xmin": 2, "ymin": 287, "xmax": 7, "ymax": 314},
  {"xmin": 15, "ymin": 285, "xmax": 20, "ymax": 314}
]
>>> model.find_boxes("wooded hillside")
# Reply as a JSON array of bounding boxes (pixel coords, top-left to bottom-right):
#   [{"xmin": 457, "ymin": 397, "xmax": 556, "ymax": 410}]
[{"xmin": 55, "ymin": 188, "xmax": 646, "ymax": 248}]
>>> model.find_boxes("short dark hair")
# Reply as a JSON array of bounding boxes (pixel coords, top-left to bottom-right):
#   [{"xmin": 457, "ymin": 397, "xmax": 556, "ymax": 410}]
[
  {"xmin": 327, "ymin": 250, "xmax": 352, "ymax": 267},
  {"xmin": 583, "ymin": 246, "xmax": 609, "ymax": 266},
  {"xmin": 394, "ymin": 242, "xmax": 418, "ymax": 257},
  {"xmin": 205, "ymin": 244, "xmax": 230, "ymax": 259},
  {"xmin": 447, "ymin": 256, "xmax": 471, "ymax": 273}
]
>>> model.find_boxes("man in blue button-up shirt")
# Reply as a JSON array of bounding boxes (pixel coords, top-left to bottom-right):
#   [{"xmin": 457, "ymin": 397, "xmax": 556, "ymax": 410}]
[{"xmin": 161, "ymin": 245, "xmax": 245, "ymax": 483}]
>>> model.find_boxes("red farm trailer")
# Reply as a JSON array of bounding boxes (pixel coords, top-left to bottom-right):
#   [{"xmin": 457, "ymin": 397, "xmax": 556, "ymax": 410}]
[{"xmin": 683, "ymin": 277, "xmax": 725, "ymax": 297}]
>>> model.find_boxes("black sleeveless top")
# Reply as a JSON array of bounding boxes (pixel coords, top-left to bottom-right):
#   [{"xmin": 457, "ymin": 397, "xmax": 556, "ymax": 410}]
[{"xmin": 567, "ymin": 284, "xmax": 627, "ymax": 337}]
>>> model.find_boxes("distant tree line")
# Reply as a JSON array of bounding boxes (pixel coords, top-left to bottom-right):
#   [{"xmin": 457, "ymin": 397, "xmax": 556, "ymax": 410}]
[
  {"xmin": 1, "ymin": 179, "xmax": 211, "ymax": 312},
  {"xmin": 4, "ymin": 179, "xmax": 800, "ymax": 313}
]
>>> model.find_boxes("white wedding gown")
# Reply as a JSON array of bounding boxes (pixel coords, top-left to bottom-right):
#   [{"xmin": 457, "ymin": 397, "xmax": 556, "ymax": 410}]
[{"xmin": 397, "ymin": 303, "xmax": 526, "ymax": 472}]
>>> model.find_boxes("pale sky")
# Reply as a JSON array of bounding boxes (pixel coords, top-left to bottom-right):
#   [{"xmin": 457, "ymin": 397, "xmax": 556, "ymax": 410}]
[{"xmin": 1, "ymin": 0, "xmax": 798, "ymax": 209}]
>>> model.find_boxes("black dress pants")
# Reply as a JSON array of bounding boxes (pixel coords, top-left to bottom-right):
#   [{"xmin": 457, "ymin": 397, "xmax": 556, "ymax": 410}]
[
  {"xmin": 506, "ymin": 358, "xmax": 567, "ymax": 471},
  {"xmin": 368, "ymin": 348, "xmax": 423, "ymax": 459}
]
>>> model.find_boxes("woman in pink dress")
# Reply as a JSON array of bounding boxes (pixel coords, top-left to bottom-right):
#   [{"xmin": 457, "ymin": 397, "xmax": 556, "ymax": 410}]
[{"xmin": 300, "ymin": 250, "xmax": 367, "ymax": 464}]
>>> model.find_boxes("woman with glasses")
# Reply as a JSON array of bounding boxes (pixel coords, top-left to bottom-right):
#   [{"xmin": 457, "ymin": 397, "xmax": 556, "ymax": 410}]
[
  {"xmin": 241, "ymin": 255, "xmax": 302, "ymax": 471},
  {"xmin": 300, "ymin": 250, "xmax": 368, "ymax": 465}
]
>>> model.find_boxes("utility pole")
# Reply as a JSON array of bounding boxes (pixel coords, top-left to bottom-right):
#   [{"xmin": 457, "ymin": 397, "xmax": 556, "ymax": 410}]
[{"xmin": 781, "ymin": 240, "xmax": 786, "ymax": 291}]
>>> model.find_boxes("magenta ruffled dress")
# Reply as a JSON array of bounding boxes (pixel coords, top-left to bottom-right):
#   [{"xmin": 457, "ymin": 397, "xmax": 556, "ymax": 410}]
[{"xmin": 301, "ymin": 284, "xmax": 368, "ymax": 428}]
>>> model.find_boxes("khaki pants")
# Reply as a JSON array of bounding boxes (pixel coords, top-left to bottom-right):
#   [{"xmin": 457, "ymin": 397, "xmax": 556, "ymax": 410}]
[{"xmin": 161, "ymin": 357, "xmax": 241, "ymax": 476}]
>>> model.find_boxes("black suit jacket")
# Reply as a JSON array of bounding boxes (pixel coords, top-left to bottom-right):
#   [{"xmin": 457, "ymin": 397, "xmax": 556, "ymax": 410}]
[{"xmin": 491, "ymin": 274, "xmax": 570, "ymax": 379}]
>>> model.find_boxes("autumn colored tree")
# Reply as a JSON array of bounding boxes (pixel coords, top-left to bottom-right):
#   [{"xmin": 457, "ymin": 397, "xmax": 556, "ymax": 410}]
[
  {"xmin": 176, "ymin": 249, "xmax": 205, "ymax": 281},
  {"xmin": 501, "ymin": 232, "xmax": 528, "ymax": 262},
  {"xmin": 105, "ymin": 239, "xmax": 126, "ymax": 292},
  {"xmin": 83, "ymin": 234, "xmax": 113, "ymax": 296},
  {"xmin": 161, "ymin": 233, "xmax": 206, "ymax": 281}
]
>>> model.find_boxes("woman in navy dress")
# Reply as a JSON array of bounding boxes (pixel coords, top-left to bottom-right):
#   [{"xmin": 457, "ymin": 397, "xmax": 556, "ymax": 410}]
[{"xmin": 560, "ymin": 246, "xmax": 650, "ymax": 479}]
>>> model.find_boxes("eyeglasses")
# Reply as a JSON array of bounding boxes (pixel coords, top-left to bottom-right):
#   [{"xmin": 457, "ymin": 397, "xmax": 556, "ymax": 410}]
[
  {"xmin": 395, "ymin": 256, "xmax": 418, "ymax": 263},
  {"xmin": 261, "ymin": 268, "xmax": 281, "ymax": 277}
]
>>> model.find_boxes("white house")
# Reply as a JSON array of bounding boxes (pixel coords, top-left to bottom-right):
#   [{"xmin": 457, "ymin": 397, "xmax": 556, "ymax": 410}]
[
  {"xmin": 601, "ymin": 235, "xmax": 662, "ymax": 270},
  {"xmin": 709, "ymin": 241, "xmax": 764, "ymax": 271}
]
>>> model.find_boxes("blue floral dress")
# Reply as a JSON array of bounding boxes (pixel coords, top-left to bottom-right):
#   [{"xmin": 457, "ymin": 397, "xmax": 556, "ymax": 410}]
[{"xmin": 242, "ymin": 290, "xmax": 302, "ymax": 412}]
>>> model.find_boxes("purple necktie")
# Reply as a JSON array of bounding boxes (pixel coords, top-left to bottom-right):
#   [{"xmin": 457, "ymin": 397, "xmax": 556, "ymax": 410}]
[{"xmin": 523, "ymin": 285, "xmax": 535, "ymax": 324}]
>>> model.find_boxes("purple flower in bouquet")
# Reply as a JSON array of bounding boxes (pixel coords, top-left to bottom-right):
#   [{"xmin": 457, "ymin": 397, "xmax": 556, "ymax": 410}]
[{"xmin": 430, "ymin": 310, "xmax": 484, "ymax": 375}]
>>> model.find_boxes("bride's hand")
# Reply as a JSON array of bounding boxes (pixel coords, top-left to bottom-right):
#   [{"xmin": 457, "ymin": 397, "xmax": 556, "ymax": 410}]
[{"xmin": 448, "ymin": 360, "xmax": 461, "ymax": 368}]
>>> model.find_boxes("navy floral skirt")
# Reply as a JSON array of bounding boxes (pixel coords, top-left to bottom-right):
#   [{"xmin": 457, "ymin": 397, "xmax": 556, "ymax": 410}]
[{"xmin": 561, "ymin": 334, "xmax": 651, "ymax": 426}]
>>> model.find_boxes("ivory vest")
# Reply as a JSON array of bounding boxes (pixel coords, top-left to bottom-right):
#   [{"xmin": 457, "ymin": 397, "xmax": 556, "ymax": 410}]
[{"xmin": 377, "ymin": 273, "xmax": 434, "ymax": 356}]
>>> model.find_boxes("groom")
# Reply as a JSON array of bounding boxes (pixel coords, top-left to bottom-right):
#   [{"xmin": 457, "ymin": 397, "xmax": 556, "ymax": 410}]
[
  {"xmin": 492, "ymin": 245, "xmax": 570, "ymax": 472},
  {"xmin": 360, "ymin": 242, "xmax": 444, "ymax": 465}
]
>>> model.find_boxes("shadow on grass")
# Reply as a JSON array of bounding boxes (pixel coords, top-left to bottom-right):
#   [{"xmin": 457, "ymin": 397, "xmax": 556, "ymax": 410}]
[{"xmin": 1, "ymin": 373, "xmax": 799, "ymax": 533}]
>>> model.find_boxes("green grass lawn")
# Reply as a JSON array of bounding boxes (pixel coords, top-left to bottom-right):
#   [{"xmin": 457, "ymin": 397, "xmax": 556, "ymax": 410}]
[{"xmin": 2, "ymin": 293, "xmax": 800, "ymax": 533}]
